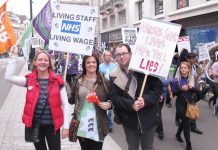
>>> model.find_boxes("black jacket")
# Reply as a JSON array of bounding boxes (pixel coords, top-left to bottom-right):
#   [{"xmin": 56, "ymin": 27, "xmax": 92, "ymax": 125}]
[{"xmin": 109, "ymin": 67, "xmax": 163, "ymax": 133}]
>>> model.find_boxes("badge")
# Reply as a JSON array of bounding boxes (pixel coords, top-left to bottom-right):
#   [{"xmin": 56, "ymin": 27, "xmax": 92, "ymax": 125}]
[{"xmin": 27, "ymin": 86, "xmax": 33, "ymax": 90}]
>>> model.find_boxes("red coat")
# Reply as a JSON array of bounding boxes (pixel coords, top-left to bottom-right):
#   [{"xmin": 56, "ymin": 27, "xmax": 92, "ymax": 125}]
[{"xmin": 22, "ymin": 69, "xmax": 64, "ymax": 132}]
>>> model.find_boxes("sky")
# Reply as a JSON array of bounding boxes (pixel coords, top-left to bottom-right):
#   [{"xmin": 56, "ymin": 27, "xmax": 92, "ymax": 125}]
[{"xmin": 7, "ymin": 0, "xmax": 51, "ymax": 18}]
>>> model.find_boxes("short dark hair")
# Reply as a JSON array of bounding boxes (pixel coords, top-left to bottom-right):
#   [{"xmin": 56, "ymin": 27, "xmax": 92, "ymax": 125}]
[{"xmin": 116, "ymin": 43, "xmax": 131, "ymax": 53}]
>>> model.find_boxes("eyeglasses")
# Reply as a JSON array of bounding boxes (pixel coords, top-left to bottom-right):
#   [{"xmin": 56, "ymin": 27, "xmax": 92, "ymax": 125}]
[{"xmin": 116, "ymin": 52, "xmax": 129, "ymax": 58}]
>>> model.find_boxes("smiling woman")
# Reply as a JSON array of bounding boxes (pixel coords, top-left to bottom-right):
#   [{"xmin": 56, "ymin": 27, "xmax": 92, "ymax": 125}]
[{"xmin": 5, "ymin": 46, "xmax": 70, "ymax": 150}]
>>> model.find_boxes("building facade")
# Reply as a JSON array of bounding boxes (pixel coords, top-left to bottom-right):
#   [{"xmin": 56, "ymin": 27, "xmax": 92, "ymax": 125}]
[{"xmin": 99, "ymin": 0, "xmax": 218, "ymax": 51}]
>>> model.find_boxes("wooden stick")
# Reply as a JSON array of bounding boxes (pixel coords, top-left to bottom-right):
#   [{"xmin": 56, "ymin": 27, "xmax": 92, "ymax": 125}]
[
  {"xmin": 63, "ymin": 53, "xmax": 70, "ymax": 82},
  {"xmin": 139, "ymin": 74, "xmax": 148, "ymax": 97}
]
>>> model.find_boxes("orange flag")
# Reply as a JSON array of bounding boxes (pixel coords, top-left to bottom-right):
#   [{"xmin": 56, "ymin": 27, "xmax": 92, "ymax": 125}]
[{"xmin": 0, "ymin": 2, "xmax": 16, "ymax": 54}]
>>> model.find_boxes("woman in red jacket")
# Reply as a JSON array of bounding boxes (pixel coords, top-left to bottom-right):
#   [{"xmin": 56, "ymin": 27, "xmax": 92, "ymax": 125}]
[{"xmin": 5, "ymin": 46, "xmax": 69, "ymax": 150}]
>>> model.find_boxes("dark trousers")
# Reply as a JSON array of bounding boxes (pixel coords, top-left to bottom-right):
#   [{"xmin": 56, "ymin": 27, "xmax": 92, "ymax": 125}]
[
  {"xmin": 34, "ymin": 125, "xmax": 60, "ymax": 150},
  {"xmin": 176, "ymin": 112, "xmax": 191, "ymax": 145},
  {"xmin": 78, "ymin": 137, "xmax": 103, "ymax": 150},
  {"xmin": 209, "ymin": 84, "xmax": 218, "ymax": 106},
  {"xmin": 156, "ymin": 100, "xmax": 164, "ymax": 134},
  {"xmin": 123, "ymin": 125, "xmax": 156, "ymax": 150},
  {"xmin": 165, "ymin": 92, "xmax": 171, "ymax": 105}
]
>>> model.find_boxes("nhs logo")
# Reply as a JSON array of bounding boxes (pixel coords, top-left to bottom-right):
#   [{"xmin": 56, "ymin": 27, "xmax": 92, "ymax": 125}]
[{"xmin": 61, "ymin": 20, "xmax": 81, "ymax": 34}]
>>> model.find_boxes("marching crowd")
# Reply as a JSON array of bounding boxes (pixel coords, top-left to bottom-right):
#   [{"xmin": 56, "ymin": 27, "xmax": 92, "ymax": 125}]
[{"xmin": 4, "ymin": 43, "xmax": 218, "ymax": 150}]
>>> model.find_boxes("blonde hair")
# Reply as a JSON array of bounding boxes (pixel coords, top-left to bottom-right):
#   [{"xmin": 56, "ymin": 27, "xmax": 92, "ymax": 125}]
[
  {"xmin": 178, "ymin": 62, "xmax": 194, "ymax": 86},
  {"xmin": 31, "ymin": 50, "xmax": 53, "ymax": 71}
]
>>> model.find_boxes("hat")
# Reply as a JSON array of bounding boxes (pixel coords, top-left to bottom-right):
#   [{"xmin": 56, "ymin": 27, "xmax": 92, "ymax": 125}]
[{"xmin": 187, "ymin": 52, "xmax": 197, "ymax": 58}]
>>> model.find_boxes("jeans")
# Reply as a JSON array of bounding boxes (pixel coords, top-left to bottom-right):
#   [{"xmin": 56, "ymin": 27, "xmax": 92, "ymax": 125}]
[
  {"xmin": 123, "ymin": 125, "xmax": 156, "ymax": 150},
  {"xmin": 34, "ymin": 125, "xmax": 60, "ymax": 150}
]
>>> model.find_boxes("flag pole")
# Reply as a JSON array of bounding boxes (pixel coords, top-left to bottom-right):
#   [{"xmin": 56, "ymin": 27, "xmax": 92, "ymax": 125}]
[{"xmin": 63, "ymin": 53, "xmax": 70, "ymax": 82}]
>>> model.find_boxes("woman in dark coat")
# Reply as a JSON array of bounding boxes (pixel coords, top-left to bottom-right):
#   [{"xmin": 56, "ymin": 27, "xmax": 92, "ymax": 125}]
[{"xmin": 171, "ymin": 62, "xmax": 198, "ymax": 150}]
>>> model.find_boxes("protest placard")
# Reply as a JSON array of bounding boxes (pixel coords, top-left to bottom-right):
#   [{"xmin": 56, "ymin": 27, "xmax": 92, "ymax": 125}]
[
  {"xmin": 177, "ymin": 36, "xmax": 191, "ymax": 54},
  {"xmin": 121, "ymin": 28, "xmax": 137, "ymax": 48},
  {"xmin": 49, "ymin": 4, "xmax": 98, "ymax": 56},
  {"xmin": 198, "ymin": 45, "xmax": 210, "ymax": 62},
  {"xmin": 198, "ymin": 41, "xmax": 215, "ymax": 62},
  {"xmin": 129, "ymin": 18, "xmax": 181, "ymax": 79}
]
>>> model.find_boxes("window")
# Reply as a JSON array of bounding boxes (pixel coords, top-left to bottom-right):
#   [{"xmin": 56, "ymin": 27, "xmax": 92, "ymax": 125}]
[
  {"xmin": 138, "ymin": 1, "xmax": 143, "ymax": 20},
  {"xmin": 118, "ymin": 10, "xmax": 126, "ymax": 25},
  {"xmin": 177, "ymin": 0, "xmax": 189, "ymax": 9},
  {"xmin": 102, "ymin": 18, "xmax": 108, "ymax": 29},
  {"xmin": 110, "ymin": 14, "xmax": 115, "ymax": 27},
  {"xmin": 155, "ymin": 0, "xmax": 163, "ymax": 15}
]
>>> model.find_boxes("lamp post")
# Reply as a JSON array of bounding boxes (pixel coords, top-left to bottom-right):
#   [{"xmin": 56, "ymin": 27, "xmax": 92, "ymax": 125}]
[
  {"xmin": 30, "ymin": 0, "xmax": 33, "ymax": 20},
  {"xmin": 28, "ymin": 0, "xmax": 35, "ymax": 71}
]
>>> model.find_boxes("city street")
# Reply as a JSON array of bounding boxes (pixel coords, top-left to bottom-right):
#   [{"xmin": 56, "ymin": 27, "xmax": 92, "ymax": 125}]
[{"xmin": 1, "ymin": 57, "xmax": 218, "ymax": 150}]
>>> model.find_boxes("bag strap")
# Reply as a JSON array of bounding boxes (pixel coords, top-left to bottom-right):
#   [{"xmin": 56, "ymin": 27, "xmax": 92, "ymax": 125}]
[
  {"xmin": 124, "ymin": 73, "xmax": 132, "ymax": 93},
  {"xmin": 177, "ymin": 79, "xmax": 192, "ymax": 104},
  {"xmin": 100, "ymin": 73, "xmax": 109, "ymax": 94}
]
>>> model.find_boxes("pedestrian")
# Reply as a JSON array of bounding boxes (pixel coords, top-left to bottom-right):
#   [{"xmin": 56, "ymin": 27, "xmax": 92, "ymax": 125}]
[
  {"xmin": 208, "ymin": 54, "xmax": 218, "ymax": 107},
  {"xmin": 109, "ymin": 43, "xmax": 163, "ymax": 150},
  {"xmin": 156, "ymin": 78, "xmax": 173, "ymax": 140},
  {"xmin": 99, "ymin": 50, "xmax": 116, "ymax": 132},
  {"xmin": 68, "ymin": 54, "xmax": 112, "ymax": 150},
  {"xmin": 175, "ymin": 51, "xmax": 203, "ymax": 134},
  {"xmin": 172, "ymin": 61, "xmax": 199, "ymax": 150},
  {"xmin": 5, "ymin": 46, "xmax": 70, "ymax": 150}
]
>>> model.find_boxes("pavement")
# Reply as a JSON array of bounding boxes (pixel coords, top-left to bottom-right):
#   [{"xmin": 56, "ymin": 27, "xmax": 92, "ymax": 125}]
[{"xmin": 0, "ymin": 62, "xmax": 122, "ymax": 150}]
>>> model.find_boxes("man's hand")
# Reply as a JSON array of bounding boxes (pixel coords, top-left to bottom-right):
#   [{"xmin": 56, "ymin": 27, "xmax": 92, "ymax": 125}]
[{"xmin": 132, "ymin": 97, "xmax": 145, "ymax": 111}]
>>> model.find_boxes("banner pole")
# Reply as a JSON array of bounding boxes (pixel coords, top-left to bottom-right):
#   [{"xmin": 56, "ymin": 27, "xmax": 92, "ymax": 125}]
[
  {"xmin": 63, "ymin": 53, "xmax": 70, "ymax": 82},
  {"xmin": 139, "ymin": 74, "xmax": 148, "ymax": 97}
]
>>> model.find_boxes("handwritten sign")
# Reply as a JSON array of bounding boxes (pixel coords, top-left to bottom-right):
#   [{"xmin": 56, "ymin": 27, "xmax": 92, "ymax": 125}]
[
  {"xmin": 177, "ymin": 36, "xmax": 191, "ymax": 54},
  {"xmin": 121, "ymin": 28, "xmax": 137, "ymax": 48},
  {"xmin": 198, "ymin": 42, "xmax": 215, "ymax": 62},
  {"xmin": 129, "ymin": 18, "xmax": 181, "ymax": 78},
  {"xmin": 49, "ymin": 4, "xmax": 98, "ymax": 56}
]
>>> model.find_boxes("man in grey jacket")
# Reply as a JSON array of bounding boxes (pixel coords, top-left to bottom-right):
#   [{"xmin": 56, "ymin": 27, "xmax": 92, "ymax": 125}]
[{"xmin": 109, "ymin": 43, "xmax": 163, "ymax": 150}]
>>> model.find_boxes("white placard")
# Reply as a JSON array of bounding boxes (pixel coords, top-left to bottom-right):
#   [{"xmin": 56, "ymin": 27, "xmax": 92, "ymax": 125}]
[
  {"xmin": 49, "ymin": 4, "xmax": 98, "ymax": 56},
  {"xmin": 198, "ymin": 45, "xmax": 210, "ymax": 62},
  {"xmin": 121, "ymin": 28, "xmax": 137, "ymax": 48},
  {"xmin": 129, "ymin": 18, "xmax": 181, "ymax": 78},
  {"xmin": 177, "ymin": 36, "xmax": 191, "ymax": 54},
  {"xmin": 31, "ymin": 37, "xmax": 40, "ymax": 48},
  {"xmin": 198, "ymin": 41, "xmax": 215, "ymax": 62},
  {"xmin": 205, "ymin": 41, "xmax": 215, "ymax": 50}
]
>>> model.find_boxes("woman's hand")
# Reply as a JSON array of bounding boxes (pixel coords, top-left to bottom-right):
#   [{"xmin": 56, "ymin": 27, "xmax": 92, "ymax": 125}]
[
  {"xmin": 62, "ymin": 129, "xmax": 69, "ymax": 139},
  {"xmin": 181, "ymin": 85, "xmax": 189, "ymax": 91},
  {"xmin": 98, "ymin": 102, "xmax": 111, "ymax": 110}
]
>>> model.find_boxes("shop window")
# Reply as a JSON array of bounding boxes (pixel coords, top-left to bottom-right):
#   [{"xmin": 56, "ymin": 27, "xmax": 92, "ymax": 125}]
[
  {"xmin": 138, "ymin": 1, "xmax": 143, "ymax": 20},
  {"xmin": 177, "ymin": 0, "xmax": 189, "ymax": 9},
  {"xmin": 155, "ymin": 0, "xmax": 163, "ymax": 15}
]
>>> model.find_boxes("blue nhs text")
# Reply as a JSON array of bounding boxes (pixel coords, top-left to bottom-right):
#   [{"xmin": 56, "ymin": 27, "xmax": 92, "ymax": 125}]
[{"xmin": 61, "ymin": 20, "xmax": 81, "ymax": 34}]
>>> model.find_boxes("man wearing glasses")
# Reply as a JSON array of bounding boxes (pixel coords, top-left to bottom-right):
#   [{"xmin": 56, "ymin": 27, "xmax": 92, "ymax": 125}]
[{"xmin": 109, "ymin": 43, "xmax": 163, "ymax": 150}]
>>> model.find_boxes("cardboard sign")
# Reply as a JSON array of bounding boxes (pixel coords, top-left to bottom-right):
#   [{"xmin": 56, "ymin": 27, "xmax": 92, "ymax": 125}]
[
  {"xmin": 122, "ymin": 28, "xmax": 137, "ymax": 48},
  {"xmin": 198, "ymin": 42, "xmax": 215, "ymax": 62},
  {"xmin": 177, "ymin": 36, "xmax": 191, "ymax": 54},
  {"xmin": 49, "ymin": 4, "xmax": 98, "ymax": 56},
  {"xmin": 129, "ymin": 18, "xmax": 181, "ymax": 78}
]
